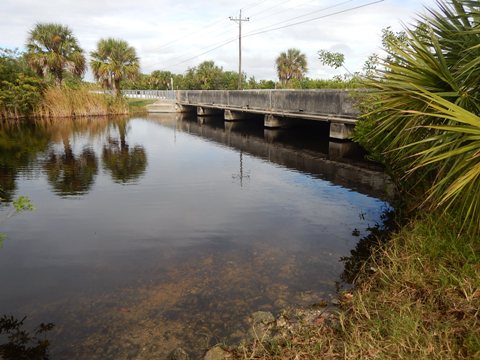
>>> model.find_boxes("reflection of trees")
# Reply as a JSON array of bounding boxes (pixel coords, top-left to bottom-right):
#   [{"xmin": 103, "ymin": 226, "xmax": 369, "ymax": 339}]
[
  {"xmin": 102, "ymin": 121, "xmax": 147, "ymax": 184},
  {"xmin": 0, "ymin": 166, "xmax": 17, "ymax": 204},
  {"xmin": 44, "ymin": 137, "xmax": 98, "ymax": 196},
  {"xmin": 0, "ymin": 314, "xmax": 54, "ymax": 359},
  {"xmin": 0, "ymin": 123, "xmax": 51, "ymax": 204}
]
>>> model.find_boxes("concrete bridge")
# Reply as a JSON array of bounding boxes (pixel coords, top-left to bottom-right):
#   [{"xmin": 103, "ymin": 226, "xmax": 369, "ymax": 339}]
[{"xmin": 173, "ymin": 90, "xmax": 359, "ymax": 140}]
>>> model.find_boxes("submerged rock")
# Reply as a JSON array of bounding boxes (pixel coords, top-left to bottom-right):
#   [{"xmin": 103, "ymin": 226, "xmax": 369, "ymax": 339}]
[
  {"xmin": 248, "ymin": 311, "xmax": 276, "ymax": 341},
  {"xmin": 168, "ymin": 347, "xmax": 190, "ymax": 360},
  {"xmin": 250, "ymin": 311, "xmax": 275, "ymax": 325},
  {"xmin": 204, "ymin": 345, "xmax": 230, "ymax": 360}
]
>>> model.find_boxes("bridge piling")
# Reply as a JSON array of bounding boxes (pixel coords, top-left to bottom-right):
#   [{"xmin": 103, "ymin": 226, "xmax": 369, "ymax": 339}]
[
  {"xmin": 197, "ymin": 106, "xmax": 223, "ymax": 116},
  {"xmin": 224, "ymin": 109, "xmax": 248, "ymax": 121},
  {"xmin": 329, "ymin": 123, "xmax": 354, "ymax": 140},
  {"xmin": 264, "ymin": 114, "xmax": 292, "ymax": 129}
]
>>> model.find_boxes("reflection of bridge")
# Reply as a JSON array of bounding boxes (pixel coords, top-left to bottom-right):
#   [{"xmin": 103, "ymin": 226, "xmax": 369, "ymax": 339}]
[{"xmin": 147, "ymin": 114, "xmax": 393, "ymax": 201}]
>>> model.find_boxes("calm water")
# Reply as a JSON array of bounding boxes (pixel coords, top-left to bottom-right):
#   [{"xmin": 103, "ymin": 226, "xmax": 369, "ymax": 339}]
[{"xmin": 0, "ymin": 114, "xmax": 390, "ymax": 359}]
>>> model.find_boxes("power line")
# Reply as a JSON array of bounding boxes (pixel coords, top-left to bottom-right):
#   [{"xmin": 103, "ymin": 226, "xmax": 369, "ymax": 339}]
[
  {"xmin": 153, "ymin": 0, "xmax": 265, "ymax": 52},
  {"xmin": 168, "ymin": 38, "xmax": 238, "ymax": 68},
  {"xmin": 246, "ymin": 0, "xmax": 293, "ymax": 18},
  {"xmin": 244, "ymin": 0, "xmax": 356, "ymax": 37},
  {"xmin": 165, "ymin": 1, "xmax": 354, "ymax": 68},
  {"xmin": 154, "ymin": 18, "xmax": 227, "ymax": 51},
  {"xmin": 165, "ymin": 0, "xmax": 384, "ymax": 69},
  {"xmin": 243, "ymin": 0, "xmax": 384, "ymax": 38},
  {"xmin": 241, "ymin": 0, "xmax": 269, "ymax": 11}
]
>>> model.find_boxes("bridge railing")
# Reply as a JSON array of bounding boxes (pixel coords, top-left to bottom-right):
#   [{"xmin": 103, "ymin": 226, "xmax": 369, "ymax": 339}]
[{"xmin": 96, "ymin": 89, "xmax": 176, "ymax": 100}]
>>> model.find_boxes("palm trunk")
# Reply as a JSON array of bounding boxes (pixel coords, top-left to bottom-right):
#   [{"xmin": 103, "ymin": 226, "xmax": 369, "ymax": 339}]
[{"xmin": 114, "ymin": 79, "xmax": 121, "ymax": 97}]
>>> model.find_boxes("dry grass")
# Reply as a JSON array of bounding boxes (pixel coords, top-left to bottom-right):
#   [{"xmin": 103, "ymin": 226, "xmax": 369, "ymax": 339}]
[{"xmin": 34, "ymin": 87, "xmax": 128, "ymax": 118}]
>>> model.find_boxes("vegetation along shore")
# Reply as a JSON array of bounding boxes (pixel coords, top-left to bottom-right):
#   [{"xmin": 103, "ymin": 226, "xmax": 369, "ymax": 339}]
[{"xmin": 0, "ymin": 0, "xmax": 478, "ymax": 359}]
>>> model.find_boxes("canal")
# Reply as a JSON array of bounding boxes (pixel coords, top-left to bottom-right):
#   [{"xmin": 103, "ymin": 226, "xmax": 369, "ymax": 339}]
[{"xmin": 0, "ymin": 114, "xmax": 391, "ymax": 359}]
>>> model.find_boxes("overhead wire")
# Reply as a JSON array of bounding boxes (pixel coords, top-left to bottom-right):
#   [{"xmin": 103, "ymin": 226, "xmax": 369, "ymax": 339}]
[
  {"xmin": 241, "ymin": 0, "xmax": 270, "ymax": 11},
  {"xmin": 165, "ymin": 0, "xmax": 384, "ymax": 69},
  {"xmin": 163, "ymin": 0, "xmax": 311, "ymax": 66},
  {"xmin": 243, "ymin": 0, "xmax": 384, "ymax": 38},
  {"xmin": 165, "ymin": 1, "xmax": 349, "ymax": 68},
  {"xmin": 153, "ymin": 0, "xmax": 267, "ymax": 52},
  {"xmin": 244, "ymin": 0, "xmax": 356, "ymax": 36},
  {"xmin": 245, "ymin": 0, "xmax": 293, "ymax": 18},
  {"xmin": 154, "ymin": 18, "xmax": 228, "ymax": 51}
]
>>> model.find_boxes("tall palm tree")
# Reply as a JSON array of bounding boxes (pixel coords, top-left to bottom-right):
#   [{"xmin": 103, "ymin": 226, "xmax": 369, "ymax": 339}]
[
  {"xmin": 275, "ymin": 48, "xmax": 308, "ymax": 85},
  {"xmin": 90, "ymin": 38, "xmax": 140, "ymax": 96},
  {"xmin": 25, "ymin": 23, "xmax": 86, "ymax": 87}
]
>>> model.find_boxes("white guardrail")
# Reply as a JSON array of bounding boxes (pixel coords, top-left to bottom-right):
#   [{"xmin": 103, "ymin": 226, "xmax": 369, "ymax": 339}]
[{"xmin": 95, "ymin": 90, "xmax": 176, "ymax": 100}]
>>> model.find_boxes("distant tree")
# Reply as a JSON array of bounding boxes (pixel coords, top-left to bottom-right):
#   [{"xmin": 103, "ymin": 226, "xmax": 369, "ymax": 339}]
[
  {"xmin": 318, "ymin": 50, "xmax": 345, "ymax": 69},
  {"xmin": 257, "ymin": 79, "xmax": 276, "ymax": 89},
  {"xmin": 90, "ymin": 38, "xmax": 140, "ymax": 96},
  {"xmin": 0, "ymin": 48, "xmax": 44, "ymax": 118},
  {"xmin": 195, "ymin": 61, "xmax": 224, "ymax": 89},
  {"xmin": 148, "ymin": 70, "xmax": 173, "ymax": 89},
  {"xmin": 275, "ymin": 48, "xmax": 308, "ymax": 85},
  {"xmin": 221, "ymin": 71, "xmax": 245, "ymax": 90},
  {"xmin": 25, "ymin": 23, "xmax": 86, "ymax": 87}
]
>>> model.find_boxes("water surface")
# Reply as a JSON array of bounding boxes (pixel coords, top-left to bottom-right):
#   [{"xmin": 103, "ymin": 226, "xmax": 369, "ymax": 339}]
[{"xmin": 0, "ymin": 114, "xmax": 390, "ymax": 358}]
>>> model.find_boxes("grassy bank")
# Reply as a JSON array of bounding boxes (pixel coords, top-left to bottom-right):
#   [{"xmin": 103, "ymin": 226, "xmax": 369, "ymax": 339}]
[
  {"xmin": 34, "ymin": 87, "xmax": 128, "ymax": 118},
  {"xmin": 126, "ymin": 98, "xmax": 156, "ymax": 114},
  {"xmin": 235, "ymin": 212, "xmax": 479, "ymax": 359}
]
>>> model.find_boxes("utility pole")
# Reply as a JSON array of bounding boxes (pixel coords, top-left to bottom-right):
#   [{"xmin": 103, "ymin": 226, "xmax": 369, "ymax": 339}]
[{"xmin": 229, "ymin": 9, "xmax": 249, "ymax": 90}]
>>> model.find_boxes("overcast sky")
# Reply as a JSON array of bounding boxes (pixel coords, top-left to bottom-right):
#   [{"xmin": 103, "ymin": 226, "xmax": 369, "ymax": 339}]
[{"xmin": 1, "ymin": 0, "xmax": 438, "ymax": 81}]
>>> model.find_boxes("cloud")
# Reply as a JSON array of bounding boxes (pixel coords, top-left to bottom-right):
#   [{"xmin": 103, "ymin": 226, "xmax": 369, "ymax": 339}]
[{"xmin": 0, "ymin": 0, "xmax": 438, "ymax": 81}]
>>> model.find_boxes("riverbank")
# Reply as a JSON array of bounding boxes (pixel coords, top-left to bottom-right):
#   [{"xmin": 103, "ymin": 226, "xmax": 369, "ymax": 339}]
[
  {"xmin": 0, "ymin": 87, "xmax": 150, "ymax": 120},
  {"xmin": 195, "ymin": 211, "xmax": 479, "ymax": 359},
  {"xmin": 126, "ymin": 99, "xmax": 156, "ymax": 114}
]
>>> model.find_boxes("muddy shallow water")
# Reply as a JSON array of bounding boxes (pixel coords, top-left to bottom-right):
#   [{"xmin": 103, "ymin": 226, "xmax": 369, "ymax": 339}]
[{"xmin": 0, "ymin": 114, "xmax": 390, "ymax": 358}]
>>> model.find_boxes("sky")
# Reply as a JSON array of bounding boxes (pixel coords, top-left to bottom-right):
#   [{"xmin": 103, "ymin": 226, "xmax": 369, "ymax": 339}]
[{"xmin": 0, "ymin": 0, "xmax": 438, "ymax": 81}]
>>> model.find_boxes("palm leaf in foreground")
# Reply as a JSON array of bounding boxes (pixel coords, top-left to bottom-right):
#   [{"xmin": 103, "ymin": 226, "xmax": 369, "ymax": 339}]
[{"xmin": 361, "ymin": 0, "xmax": 480, "ymax": 233}]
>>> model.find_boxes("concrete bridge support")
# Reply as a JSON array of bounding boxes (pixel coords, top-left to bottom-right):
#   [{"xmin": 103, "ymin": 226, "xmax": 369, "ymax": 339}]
[
  {"xmin": 264, "ymin": 114, "xmax": 292, "ymax": 129},
  {"xmin": 197, "ymin": 106, "xmax": 223, "ymax": 116},
  {"xmin": 175, "ymin": 104, "xmax": 196, "ymax": 113},
  {"xmin": 329, "ymin": 123, "xmax": 354, "ymax": 140},
  {"xmin": 224, "ymin": 109, "xmax": 249, "ymax": 121}
]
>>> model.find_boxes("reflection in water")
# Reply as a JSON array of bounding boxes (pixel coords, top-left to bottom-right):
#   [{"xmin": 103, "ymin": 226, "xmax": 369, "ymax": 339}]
[
  {"xmin": 102, "ymin": 119, "xmax": 147, "ymax": 184},
  {"xmin": 44, "ymin": 142, "xmax": 98, "ymax": 197},
  {"xmin": 0, "ymin": 123, "xmax": 51, "ymax": 203},
  {"xmin": 0, "ymin": 315, "xmax": 54, "ymax": 360},
  {"xmin": 0, "ymin": 115, "xmax": 391, "ymax": 358},
  {"xmin": 232, "ymin": 151, "xmax": 250, "ymax": 187},
  {"xmin": 167, "ymin": 113, "xmax": 393, "ymax": 201}
]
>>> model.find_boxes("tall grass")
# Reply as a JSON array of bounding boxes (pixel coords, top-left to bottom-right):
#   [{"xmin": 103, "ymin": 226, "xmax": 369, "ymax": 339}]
[{"xmin": 34, "ymin": 87, "xmax": 128, "ymax": 118}]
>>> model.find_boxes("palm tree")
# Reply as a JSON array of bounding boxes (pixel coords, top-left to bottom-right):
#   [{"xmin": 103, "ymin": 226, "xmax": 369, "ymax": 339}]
[
  {"xmin": 275, "ymin": 48, "xmax": 308, "ymax": 85},
  {"xmin": 362, "ymin": 0, "xmax": 480, "ymax": 233},
  {"xmin": 25, "ymin": 23, "xmax": 86, "ymax": 87},
  {"xmin": 90, "ymin": 38, "xmax": 140, "ymax": 96}
]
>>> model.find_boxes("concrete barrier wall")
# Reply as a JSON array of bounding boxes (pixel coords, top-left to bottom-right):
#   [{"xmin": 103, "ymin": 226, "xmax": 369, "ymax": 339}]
[{"xmin": 176, "ymin": 89, "xmax": 358, "ymax": 118}]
